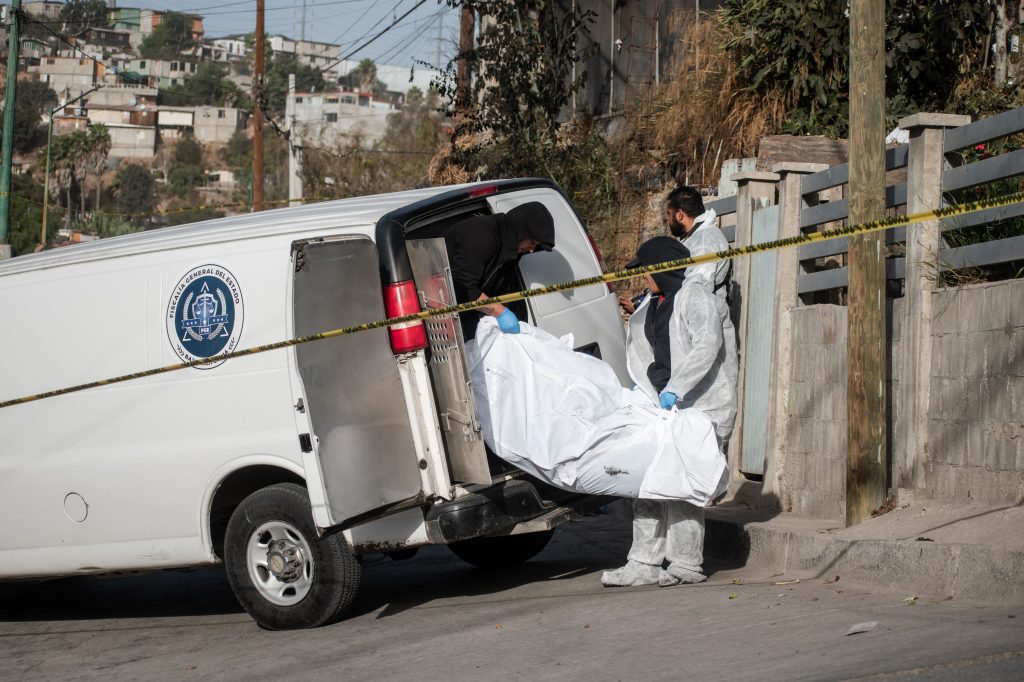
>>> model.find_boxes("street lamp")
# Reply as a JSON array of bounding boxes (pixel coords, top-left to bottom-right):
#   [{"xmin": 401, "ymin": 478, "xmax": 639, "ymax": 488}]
[{"xmin": 40, "ymin": 81, "xmax": 105, "ymax": 249}]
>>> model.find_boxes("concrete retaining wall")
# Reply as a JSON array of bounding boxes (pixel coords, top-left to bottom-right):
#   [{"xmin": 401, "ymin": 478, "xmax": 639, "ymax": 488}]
[
  {"xmin": 778, "ymin": 279, "xmax": 1023, "ymax": 517},
  {"xmin": 926, "ymin": 280, "xmax": 1024, "ymax": 505},
  {"xmin": 782, "ymin": 305, "xmax": 848, "ymax": 520}
]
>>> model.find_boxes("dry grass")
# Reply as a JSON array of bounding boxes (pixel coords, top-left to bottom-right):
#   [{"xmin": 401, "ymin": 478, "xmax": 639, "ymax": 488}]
[{"xmin": 623, "ymin": 10, "xmax": 787, "ymax": 188}]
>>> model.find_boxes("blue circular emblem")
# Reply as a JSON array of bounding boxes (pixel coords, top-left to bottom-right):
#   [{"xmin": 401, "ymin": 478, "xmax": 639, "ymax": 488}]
[{"xmin": 166, "ymin": 264, "xmax": 245, "ymax": 369}]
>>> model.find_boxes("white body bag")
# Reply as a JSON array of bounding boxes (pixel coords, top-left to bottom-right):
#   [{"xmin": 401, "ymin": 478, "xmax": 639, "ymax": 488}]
[{"xmin": 465, "ymin": 318, "xmax": 728, "ymax": 506}]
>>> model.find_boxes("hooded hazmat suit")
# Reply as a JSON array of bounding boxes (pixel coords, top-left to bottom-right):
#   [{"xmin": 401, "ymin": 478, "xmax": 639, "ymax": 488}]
[
  {"xmin": 679, "ymin": 207, "xmax": 731, "ymax": 301},
  {"xmin": 602, "ymin": 236, "xmax": 738, "ymax": 588},
  {"xmin": 444, "ymin": 202, "xmax": 555, "ymax": 337}
]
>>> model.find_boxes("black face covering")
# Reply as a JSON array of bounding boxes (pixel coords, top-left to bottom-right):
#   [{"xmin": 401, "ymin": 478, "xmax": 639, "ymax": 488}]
[
  {"xmin": 628, "ymin": 237, "xmax": 690, "ymax": 394},
  {"xmin": 507, "ymin": 202, "xmax": 556, "ymax": 251}
]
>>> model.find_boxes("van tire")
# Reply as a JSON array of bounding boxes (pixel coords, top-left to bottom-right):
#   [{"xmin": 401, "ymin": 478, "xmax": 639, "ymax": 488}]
[
  {"xmin": 224, "ymin": 483, "xmax": 361, "ymax": 630},
  {"xmin": 448, "ymin": 529, "xmax": 555, "ymax": 569}
]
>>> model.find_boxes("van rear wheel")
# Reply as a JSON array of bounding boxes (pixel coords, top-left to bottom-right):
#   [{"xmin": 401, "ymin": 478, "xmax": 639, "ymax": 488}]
[
  {"xmin": 448, "ymin": 530, "xmax": 555, "ymax": 569},
  {"xmin": 224, "ymin": 483, "xmax": 360, "ymax": 630}
]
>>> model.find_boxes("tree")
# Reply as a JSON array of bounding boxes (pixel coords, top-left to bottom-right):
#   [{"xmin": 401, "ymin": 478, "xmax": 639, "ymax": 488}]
[
  {"xmin": 8, "ymin": 174, "xmax": 47, "ymax": 256},
  {"xmin": 166, "ymin": 136, "xmax": 204, "ymax": 198},
  {"xmin": 0, "ymin": 80, "xmax": 57, "ymax": 154},
  {"xmin": 719, "ymin": 0, "xmax": 995, "ymax": 136},
  {"xmin": 140, "ymin": 14, "xmax": 197, "ymax": 61},
  {"xmin": 173, "ymin": 136, "xmax": 203, "ymax": 167},
  {"xmin": 112, "ymin": 163, "xmax": 157, "ymax": 222},
  {"xmin": 51, "ymin": 130, "xmax": 90, "ymax": 226},
  {"xmin": 58, "ymin": 0, "xmax": 109, "ymax": 35},
  {"xmin": 86, "ymin": 125, "xmax": 111, "ymax": 211},
  {"xmin": 221, "ymin": 130, "xmax": 253, "ymax": 204},
  {"xmin": 158, "ymin": 62, "xmax": 245, "ymax": 107},
  {"xmin": 340, "ymin": 60, "xmax": 389, "ymax": 98},
  {"xmin": 264, "ymin": 53, "xmax": 327, "ymax": 112},
  {"xmin": 432, "ymin": 1, "xmax": 595, "ymax": 180}
]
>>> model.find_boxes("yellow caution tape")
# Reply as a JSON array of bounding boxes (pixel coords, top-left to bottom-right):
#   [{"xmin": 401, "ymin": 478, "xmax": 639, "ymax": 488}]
[{"xmin": 1, "ymin": 191, "xmax": 1022, "ymax": 409}]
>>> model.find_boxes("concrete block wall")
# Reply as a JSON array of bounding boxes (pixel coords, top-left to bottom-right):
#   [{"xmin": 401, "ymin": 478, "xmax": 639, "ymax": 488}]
[
  {"xmin": 783, "ymin": 305, "xmax": 848, "ymax": 520},
  {"xmin": 926, "ymin": 280, "xmax": 1024, "ymax": 505},
  {"xmin": 781, "ymin": 302, "xmax": 903, "ymax": 520}
]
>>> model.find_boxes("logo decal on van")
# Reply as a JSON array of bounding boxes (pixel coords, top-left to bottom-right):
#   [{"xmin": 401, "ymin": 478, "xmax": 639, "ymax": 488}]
[{"xmin": 166, "ymin": 265, "xmax": 245, "ymax": 369}]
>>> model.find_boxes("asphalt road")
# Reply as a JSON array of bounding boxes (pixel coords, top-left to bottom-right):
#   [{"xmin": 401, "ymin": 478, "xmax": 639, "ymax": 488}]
[{"xmin": 1, "ymin": 511, "xmax": 1021, "ymax": 681}]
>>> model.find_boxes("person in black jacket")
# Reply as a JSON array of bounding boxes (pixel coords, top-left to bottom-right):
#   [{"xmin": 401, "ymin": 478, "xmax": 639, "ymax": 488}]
[{"xmin": 444, "ymin": 202, "xmax": 555, "ymax": 335}]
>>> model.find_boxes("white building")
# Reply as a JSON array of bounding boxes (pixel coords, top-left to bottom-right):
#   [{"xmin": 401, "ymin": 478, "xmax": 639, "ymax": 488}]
[
  {"xmin": 269, "ymin": 35, "xmax": 342, "ymax": 81},
  {"xmin": 30, "ymin": 56, "xmax": 104, "ymax": 101},
  {"xmin": 286, "ymin": 88, "xmax": 393, "ymax": 149},
  {"xmin": 336, "ymin": 59, "xmax": 440, "ymax": 95},
  {"xmin": 156, "ymin": 105, "xmax": 249, "ymax": 143},
  {"xmin": 23, "ymin": 1, "xmax": 63, "ymax": 19},
  {"xmin": 206, "ymin": 35, "xmax": 248, "ymax": 63}
]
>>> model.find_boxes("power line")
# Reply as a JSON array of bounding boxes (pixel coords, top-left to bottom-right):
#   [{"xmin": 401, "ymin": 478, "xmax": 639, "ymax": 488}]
[
  {"xmin": 259, "ymin": 0, "xmax": 430, "ymax": 118},
  {"xmin": 260, "ymin": 0, "xmax": 432, "ymax": 137},
  {"xmin": 370, "ymin": 10, "xmax": 444, "ymax": 66}
]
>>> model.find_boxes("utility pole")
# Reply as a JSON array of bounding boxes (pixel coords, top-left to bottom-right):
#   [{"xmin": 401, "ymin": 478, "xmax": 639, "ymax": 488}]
[
  {"xmin": 846, "ymin": 0, "xmax": 888, "ymax": 526},
  {"xmin": 0, "ymin": 0, "xmax": 24, "ymax": 258},
  {"xmin": 434, "ymin": 11, "xmax": 443, "ymax": 69},
  {"xmin": 300, "ymin": 0, "xmax": 307, "ymax": 43},
  {"xmin": 253, "ymin": 0, "xmax": 265, "ymax": 212},
  {"xmin": 286, "ymin": 73, "xmax": 302, "ymax": 207},
  {"xmin": 456, "ymin": 4, "xmax": 474, "ymax": 112}
]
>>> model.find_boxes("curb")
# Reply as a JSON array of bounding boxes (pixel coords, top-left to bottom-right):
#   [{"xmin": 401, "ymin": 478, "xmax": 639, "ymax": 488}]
[{"xmin": 704, "ymin": 512, "xmax": 1024, "ymax": 602}]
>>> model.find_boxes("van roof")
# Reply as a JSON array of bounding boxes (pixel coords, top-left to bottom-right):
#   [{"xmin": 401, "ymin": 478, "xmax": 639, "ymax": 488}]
[{"xmin": 0, "ymin": 182, "xmax": 479, "ymax": 277}]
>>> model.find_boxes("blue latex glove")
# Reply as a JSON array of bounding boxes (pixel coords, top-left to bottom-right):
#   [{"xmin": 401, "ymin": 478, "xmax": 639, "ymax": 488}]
[
  {"xmin": 496, "ymin": 308, "xmax": 520, "ymax": 334},
  {"xmin": 659, "ymin": 391, "xmax": 678, "ymax": 410}
]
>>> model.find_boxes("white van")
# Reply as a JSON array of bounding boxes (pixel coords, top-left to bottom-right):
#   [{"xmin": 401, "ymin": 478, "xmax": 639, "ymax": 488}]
[{"xmin": 0, "ymin": 179, "xmax": 627, "ymax": 629}]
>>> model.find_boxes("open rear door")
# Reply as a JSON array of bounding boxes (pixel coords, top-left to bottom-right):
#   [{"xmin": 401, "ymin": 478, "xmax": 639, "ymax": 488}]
[
  {"xmin": 293, "ymin": 236, "xmax": 424, "ymax": 526},
  {"xmin": 405, "ymin": 238, "xmax": 490, "ymax": 485}
]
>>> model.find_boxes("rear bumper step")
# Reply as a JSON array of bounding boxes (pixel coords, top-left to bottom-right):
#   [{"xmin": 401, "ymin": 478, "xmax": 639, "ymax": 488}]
[{"xmin": 425, "ymin": 479, "xmax": 610, "ymax": 544}]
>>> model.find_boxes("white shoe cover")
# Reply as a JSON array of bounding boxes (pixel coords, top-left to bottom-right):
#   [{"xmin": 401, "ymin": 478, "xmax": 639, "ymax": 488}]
[
  {"xmin": 601, "ymin": 560, "xmax": 660, "ymax": 587},
  {"xmin": 658, "ymin": 565, "xmax": 707, "ymax": 587}
]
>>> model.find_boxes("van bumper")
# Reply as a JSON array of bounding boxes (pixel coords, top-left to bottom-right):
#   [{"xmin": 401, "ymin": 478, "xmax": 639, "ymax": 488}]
[{"xmin": 424, "ymin": 479, "xmax": 608, "ymax": 544}]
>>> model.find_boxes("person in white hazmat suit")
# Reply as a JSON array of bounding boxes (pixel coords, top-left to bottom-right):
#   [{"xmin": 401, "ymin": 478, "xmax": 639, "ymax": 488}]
[
  {"xmin": 619, "ymin": 185, "xmax": 731, "ymax": 314},
  {"xmin": 602, "ymin": 236, "xmax": 738, "ymax": 587},
  {"xmin": 667, "ymin": 185, "xmax": 731, "ymax": 301}
]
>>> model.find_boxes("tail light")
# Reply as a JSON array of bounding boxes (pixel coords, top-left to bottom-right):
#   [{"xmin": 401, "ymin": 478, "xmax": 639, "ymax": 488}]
[
  {"xmin": 467, "ymin": 184, "xmax": 498, "ymax": 198},
  {"xmin": 383, "ymin": 280, "xmax": 428, "ymax": 354},
  {"xmin": 584, "ymin": 230, "xmax": 616, "ymax": 293}
]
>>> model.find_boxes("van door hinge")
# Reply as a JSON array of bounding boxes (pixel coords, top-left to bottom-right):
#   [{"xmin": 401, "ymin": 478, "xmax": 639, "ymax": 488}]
[{"xmin": 298, "ymin": 433, "xmax": 313, "ymax": 453}]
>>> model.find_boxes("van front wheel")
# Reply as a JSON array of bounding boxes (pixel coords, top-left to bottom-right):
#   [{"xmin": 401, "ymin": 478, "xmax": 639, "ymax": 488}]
[
  {"xmin": 448, "ymin": 530, "xmax": 555, "ymax": 569},
  {"xmin": 224, "ymin": 483, "xmax": 361, "ymax": 630}
]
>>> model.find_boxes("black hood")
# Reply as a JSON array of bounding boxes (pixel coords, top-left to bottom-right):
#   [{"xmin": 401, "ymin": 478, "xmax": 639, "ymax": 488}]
[
  {"xmin": 628, "ymin": 236, "xmax": 688, "ymax": 295},
  {"xmin": 506, "ymin": 202, "xmax": 555, "ymax": 251}
]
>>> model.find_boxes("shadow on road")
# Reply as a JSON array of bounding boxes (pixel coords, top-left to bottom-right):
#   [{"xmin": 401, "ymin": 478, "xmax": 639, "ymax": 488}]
[
  {"xmin": 0, "ymin": 568, "xmax": 243, "ymax": 622},
  {"xmin": 0, "ymin": 511, "xmax": 744, "ymax": 625}
]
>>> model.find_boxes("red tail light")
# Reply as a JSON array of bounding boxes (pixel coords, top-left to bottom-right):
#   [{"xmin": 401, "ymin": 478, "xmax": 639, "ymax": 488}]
[
  {"xmin": 383, "ymin": 280, "xmax": 428, "ymax": 354},
  {"xmin": 467, "ymin": 184, "xmax": 498, "ymax": 197},
  {"xmin": 585, "ymin": 230, "xmax": 615, "ymax": 292}
]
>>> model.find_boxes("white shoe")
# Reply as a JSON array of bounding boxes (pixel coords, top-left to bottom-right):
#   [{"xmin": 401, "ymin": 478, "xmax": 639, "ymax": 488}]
[
  {"xmin": 658, "ymin": 565, "xmax": 707, "ymax": 587},
  {"xmin": 601, "ymin": 560, "xmax": 660, "ymax": 587}
]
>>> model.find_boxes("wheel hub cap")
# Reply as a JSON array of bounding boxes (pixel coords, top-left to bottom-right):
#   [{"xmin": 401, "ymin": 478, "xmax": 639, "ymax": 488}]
[{"xmin": 266, "ymin": 539, "xmax": 304, "ymax": 582}]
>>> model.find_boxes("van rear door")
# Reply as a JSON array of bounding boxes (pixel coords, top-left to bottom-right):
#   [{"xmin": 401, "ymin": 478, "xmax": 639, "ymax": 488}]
[
  {"xmin": 488, "ymin": 190, "xmax": 629, "ymax": 385},
  {"xmin": 292, "ymin": 236, "xmax": 424, "ymax": 527},
  {"xmin": 405, "ymin": 238, "xmax": 491, "ymax": 485}
]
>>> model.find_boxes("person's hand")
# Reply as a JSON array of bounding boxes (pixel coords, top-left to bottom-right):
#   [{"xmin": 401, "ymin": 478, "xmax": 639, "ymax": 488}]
[
  {"xmin": 659, "ymin": 391, "xmax": 678, "ymax": 410},
  {"xmin": 496, "ymin": 308, "xmax": 520, "ymax": 334},
  {"xmin": 618, "ymin": 296, "xmax": 636, "ymax": 314}
]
